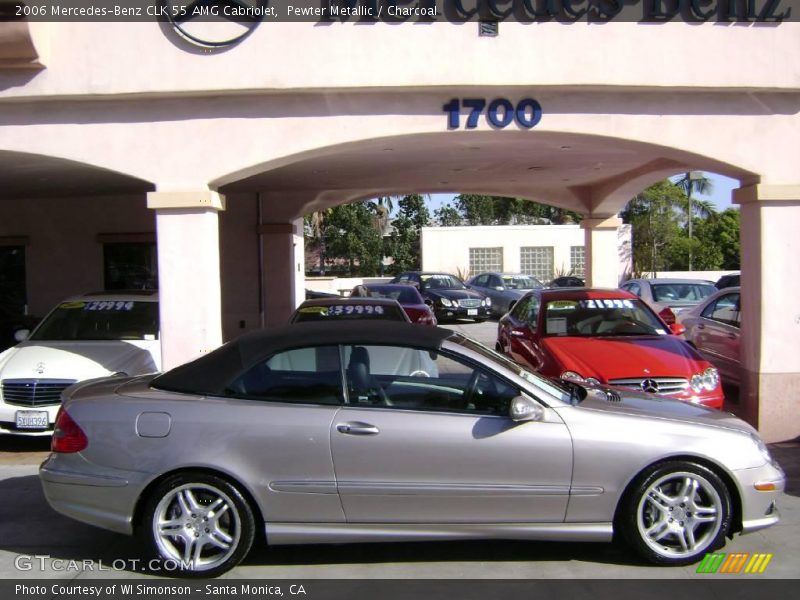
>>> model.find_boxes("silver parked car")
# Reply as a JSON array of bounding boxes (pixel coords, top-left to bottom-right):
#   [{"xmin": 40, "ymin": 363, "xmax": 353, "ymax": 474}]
[
  {"xmin": 467, "ymin": 272, "xmax": 544, "ymax": 317},
  {"xmin": 40, "ymin": 322, "xmax": 784, "ymax": 577},
  {"xmin": 620, "ymin": 278, "xmax": 716, "ymax": 325}
]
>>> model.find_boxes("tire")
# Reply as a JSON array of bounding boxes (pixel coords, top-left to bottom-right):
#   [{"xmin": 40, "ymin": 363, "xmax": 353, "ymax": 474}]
[
  {"xmin": 619, "ymin": 461, "xmax": 731, "ymax": 566},
  {"xmin": 140, "ymin": 471, "xmax": 256, "ymax": 577}
]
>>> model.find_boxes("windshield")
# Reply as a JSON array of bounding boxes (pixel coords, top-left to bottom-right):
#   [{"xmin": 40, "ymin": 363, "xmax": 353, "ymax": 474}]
[
  {"xmin": 450, "ymin": 334, "xmax": 572, "ymax": 404},
  {"xmin": 293, "ymin": 303, "xmax": 407, "ymax": 323},
  {"xmin": 652, "ymin": 283, "xmax": 715, "ymax": 303},
  {"xmin": 30, "ymin": 300, "xmax": 159, "ymax": 341},
  {"xmin": 362, "ymin": 286, "xmax": 421, "ymax": 304},
  {"xmin": 502, "ymin": 275, "xmax": 542, "ymax": 290},
  {"xmin": 420, "ymin": 274, "xmax": 466, "ymax": 291},
  {"xmin": 543, "ymin": 298, "xmax": 667, "ymax": 337}
]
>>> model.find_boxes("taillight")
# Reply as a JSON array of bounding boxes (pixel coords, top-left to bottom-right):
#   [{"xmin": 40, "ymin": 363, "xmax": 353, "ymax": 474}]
[
  {"xmin": 659, "ymin": 307, "xmax": 676, "ymax": 325},
  {"xmin": 51, "ymin": 408, "xmax": 88, "ymax": 453}
]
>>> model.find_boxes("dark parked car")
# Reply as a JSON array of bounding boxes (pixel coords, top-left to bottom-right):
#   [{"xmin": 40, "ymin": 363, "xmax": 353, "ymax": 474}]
[
  {"xmin": 467, "ymin": 272, "xmax": 544, "ymax": 317},
  {"xmin": 290, "ymin": 298, "xmax": 409, "ymax": 323},
  {"xmin": 549, "ymin": 276, "xmax": 585, "ymax": 288},
  {"xmin": 715, "ymin": 273, "xmax": 740, "ymax": 290},
  {"xmin": 350, "ymin": 283, "xmax": 437, "ymax": 325},
  {"xmin": 40, "ymin": 321, "xmax": 783, "ymax": 576},
  {"xmin": 390, "ymin": 272, "xmax": 490, "ymax": 322}
]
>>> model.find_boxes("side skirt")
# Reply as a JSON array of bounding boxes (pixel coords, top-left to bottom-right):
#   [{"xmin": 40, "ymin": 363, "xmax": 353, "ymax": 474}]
[{"xmin": 265, "ymin": 522, "xmax": 613, "ymax": 545}]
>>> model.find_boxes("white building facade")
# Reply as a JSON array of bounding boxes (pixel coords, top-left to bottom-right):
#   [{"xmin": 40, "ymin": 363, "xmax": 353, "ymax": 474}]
[{"xmin": 421, "ymin": 224, "xmax": 632, "ymax": 283}]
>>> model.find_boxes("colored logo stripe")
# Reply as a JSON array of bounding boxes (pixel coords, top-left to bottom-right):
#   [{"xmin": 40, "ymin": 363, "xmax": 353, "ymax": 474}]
[
  {"xmin": 697, "ymin": 553, "xmax": 726, "ymax": 573},
  {"xmin": 744, "ymin": 553, "xmax": 773, "ymax": 574},
  {"xmin": 697, "ymin": 553, "xmax": 773, "ymax": 574}
]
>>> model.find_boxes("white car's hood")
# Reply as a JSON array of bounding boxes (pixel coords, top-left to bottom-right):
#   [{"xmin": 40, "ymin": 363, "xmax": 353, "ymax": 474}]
[{"xmin": 0, "ymin": 341, "xmax": 160, "ymax": 381}]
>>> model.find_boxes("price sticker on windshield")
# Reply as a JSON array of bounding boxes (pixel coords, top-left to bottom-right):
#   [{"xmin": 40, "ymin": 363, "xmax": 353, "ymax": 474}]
[
  {"xmin": 83, "ymin": 301, "xmax": 135, "ymax": 311},
  {"xmin": 580, "ymin": 299, "xmax": 635, "ymax": 309}
]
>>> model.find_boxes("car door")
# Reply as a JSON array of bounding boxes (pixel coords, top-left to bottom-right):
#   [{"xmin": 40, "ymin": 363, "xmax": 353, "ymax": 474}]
[
  {"xmin": 697, "ymin": 292, "xmax": 740, "ymax": 379},
  {"xmin": 330, "ymin": 344, "xmax": 573, "ymax": 523},
  {"xmin": 222, "ymin": 345, "xmax": 346, "ymax": 523},
  {"xmin": 505, "ymin": 294, "xmax": 546, "ymax": 372}
]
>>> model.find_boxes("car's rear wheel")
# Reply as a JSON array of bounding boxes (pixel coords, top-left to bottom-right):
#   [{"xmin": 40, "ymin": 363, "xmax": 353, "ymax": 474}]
[
  {"xmin": 620, "ymin": 461, "xmax": 731, "ymax": 565},
  {"xmin": 141, "ymin": 472, "xmax": 255, "ymax": 577}
]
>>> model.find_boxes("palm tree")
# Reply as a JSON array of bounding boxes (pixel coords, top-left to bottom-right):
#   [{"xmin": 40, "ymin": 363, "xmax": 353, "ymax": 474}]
[
  {"xmin": 367, "ymin": 197, "xmax": 395, "ymax": 275},
  {"xmin": 675, "ymin": 172, "xmax": 715, "ymax": 270},
  {"xmin": 308, "ymin": 209, "xmax": 332, "ymax": 275}
]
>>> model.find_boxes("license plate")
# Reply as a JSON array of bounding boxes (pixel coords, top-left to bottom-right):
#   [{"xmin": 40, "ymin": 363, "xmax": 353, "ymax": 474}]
[
  {"xmin": 467, "ymin": 309, "xmax": 478, "ymax": 316},
  {"xmin": 15, "ymin": 410, "xmax": 49, "ymax": 430}
]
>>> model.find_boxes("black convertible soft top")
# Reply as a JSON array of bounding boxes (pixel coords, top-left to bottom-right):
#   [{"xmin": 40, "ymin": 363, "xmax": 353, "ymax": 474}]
[{"xmin": 152, "ymin": 321, "xmax": 455, "ymax": 396}]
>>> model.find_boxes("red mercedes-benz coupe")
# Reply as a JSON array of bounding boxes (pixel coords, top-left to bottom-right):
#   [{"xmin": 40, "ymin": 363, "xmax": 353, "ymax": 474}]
[{"xmin": 497, "ymin": 288, "xmax": 724, "ymax": 409}]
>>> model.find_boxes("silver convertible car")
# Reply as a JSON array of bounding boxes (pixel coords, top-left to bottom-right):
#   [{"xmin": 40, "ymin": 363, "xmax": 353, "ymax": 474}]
[{"xmin": 40, "ymin": 322, "xmax": 784, "ymax": 577}]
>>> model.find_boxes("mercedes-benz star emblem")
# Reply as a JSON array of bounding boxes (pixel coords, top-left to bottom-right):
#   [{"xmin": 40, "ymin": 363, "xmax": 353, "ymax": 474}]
[
  {"xmin": 164, "ymin": 0, "xmax": 268, "ymax": 48},
  {"xmin": 35, "ymin": 362, "xmax": 45, "ymax": 375},
  {"xmin": 641, "ymin": 379, "xmax": 660, "ymax": 394}
]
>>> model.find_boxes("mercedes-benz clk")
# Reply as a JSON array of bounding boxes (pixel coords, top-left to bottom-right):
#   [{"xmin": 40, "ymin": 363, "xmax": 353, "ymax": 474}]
[{"xmin": 40, "ymin": 322, "xmax": 783, "ymax": 577}]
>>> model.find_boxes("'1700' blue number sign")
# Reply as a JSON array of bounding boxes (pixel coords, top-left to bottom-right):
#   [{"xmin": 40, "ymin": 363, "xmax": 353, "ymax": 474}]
[{"xmin": 443, "ymin": 98, "xmax": 542, "ymax": 130}]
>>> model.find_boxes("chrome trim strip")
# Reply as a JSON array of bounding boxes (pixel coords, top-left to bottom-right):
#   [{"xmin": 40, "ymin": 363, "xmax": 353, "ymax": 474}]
[
  {"xmin": 269, "ymin": 481, "xmax": 338, "ymax": 494},
  {"xmin": 335, "ymin": 482, "xmax": 571, "ymax": 496},
  {"xmin": 569, "ymin": 486, "xmax": 605, "ymax": 496},
  {"xmin": 266, "ymin": 522, "xmax": 613, "ymax": 545}
]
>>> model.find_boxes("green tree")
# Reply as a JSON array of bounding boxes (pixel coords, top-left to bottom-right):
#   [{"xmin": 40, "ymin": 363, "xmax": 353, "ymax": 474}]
[
  {"xmin": 387, "ymin": 194, "xmax": 430, "ymax": 273},
  {"xmin": 434, "ymin": 203, "xmax": 462, "ymax": 226},
  {"xmin": 322, "ymin": 202, "xmax": 383, "ymax": 276},
  {"xmin": 621, "ymin": 180, "xmax": 686, "ymax": 274},
  {"xmin": 694, "ymin": 208, "xmax": 740, "ymax": 269},
  {"xmin": 674, "ymin": 172, "xmax": 716, "ymax": 270}
]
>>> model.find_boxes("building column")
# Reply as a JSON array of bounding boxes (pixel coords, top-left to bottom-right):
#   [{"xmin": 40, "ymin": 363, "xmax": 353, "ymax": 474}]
[
  {"xmin": 733, "ymin": 184, "xmax": 800, "ymax": 442},
  {"xmin": 581, "ymin": 216, "xmax": 622, "ymax": 288},
  {"xmin": 259, "ymin": 219, "xmax": 305, "ymax": 327},
  {"xmin": 147, "ymin": 190, "xmax": 225, "ymax": 370}
]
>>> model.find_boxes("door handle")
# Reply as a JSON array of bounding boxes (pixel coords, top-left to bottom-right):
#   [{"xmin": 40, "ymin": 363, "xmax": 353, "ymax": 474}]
[
  {"xmin": 337, "ymin": 422, "xmax": 380, "ymax": 436},
  {"xmin": 727, "ymin": 333, "xmax": 737, "ymax": 340},
  {"xmin": 697, "ymin": 324, "xmax": 705, "ymax": 330}
]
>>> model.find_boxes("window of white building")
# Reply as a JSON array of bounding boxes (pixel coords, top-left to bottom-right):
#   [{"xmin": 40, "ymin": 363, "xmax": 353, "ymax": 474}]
[
  {"xmin": 520, "ymin": 246, "xmax": 554, "ymax": 282},
  {"xmin": 570, "ymin": 246, "xmax": 586, "ymax": 277},
  {"xmin": 469, "ymin": 247, "xmax": 503, "ymax": 276}
]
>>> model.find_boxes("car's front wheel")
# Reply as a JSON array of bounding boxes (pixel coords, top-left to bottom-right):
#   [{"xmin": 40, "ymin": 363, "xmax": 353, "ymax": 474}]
[
  {"xmin": 619, "ymin": 461, "xmax": 732, "ymax": 565},
  {"xmin": 140, "ymin": 472, "xmax": 255, "ymax": 577}
]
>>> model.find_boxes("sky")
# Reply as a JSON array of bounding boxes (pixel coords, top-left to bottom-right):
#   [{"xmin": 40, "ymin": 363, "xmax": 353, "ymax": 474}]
[{"xmin": 422, "ymin": 172, "xmax": 740, "ymax": 216}]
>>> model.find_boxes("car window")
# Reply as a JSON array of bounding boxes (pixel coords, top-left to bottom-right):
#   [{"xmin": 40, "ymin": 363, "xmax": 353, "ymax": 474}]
[
  {"xmin": 292, "ymin": 303, "xmax": 407, "ymax": 322},
  {"xmin": 474, "ymin": 275, "xmax": 488, "ymax": 287},
  {"xmin": 224, "ymin": 346, "xmax": 342, "ymax": 405},
  {"xmin": 30, "ymin": 300, "xmax": 159, "ymax": 341},
  {"xmin": 624, "ymin": 282, "xmax": 641, "ymax": 297},
  {"xmin": 488, "ymin": 275, "xmax": 502, "ymax": 288},
  {"xmin": 702, "ymin": 293, "xmax": 740, "ymax": 328},
  {"xmin": 342, "ymin": 345, "xmax": 519, "ymax": 416},
  {"xmin": 652, "ymin": 283, "xmax": 715, "ymax": 303},
  {"xmin": 527, "ymin": 296, "xmax": 541, "ymax": 331},
  {"xmin": 510, "ymin": 296, "xmax": 532, "ymax": 320},
  {"xmin": 362, "ymin": 286, "xmax": 421, "ymax": 304},
  {"xmin": 543, "ymin": 298, "xmax": 666, "ymax": 337},
  {"xmin": 420, "ymin": 274, "xmax": 466, "ymax": 290}
]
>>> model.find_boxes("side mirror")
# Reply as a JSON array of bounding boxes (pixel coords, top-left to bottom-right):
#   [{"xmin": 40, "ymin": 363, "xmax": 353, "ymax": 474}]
[
  {"xmin": 669, "ymin": 323, "xmax": 686, "ymax": 336},
  {"xmin": 509, "ymin": 395, "xmax": 545, "ymax": 422},
  {"xmin": 424, "ymin": 298, "xmax": 434, "ymax": 307},
  {"xmin": 14, "ymin": 329, "xmax": 30, "ymax": 342}
]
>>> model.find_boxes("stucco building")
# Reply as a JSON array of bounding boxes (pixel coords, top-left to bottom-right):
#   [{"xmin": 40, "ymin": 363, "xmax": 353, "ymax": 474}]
[{"xmin": 0, "ymin": 12, "xmax": 798, "ymax": 440}]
